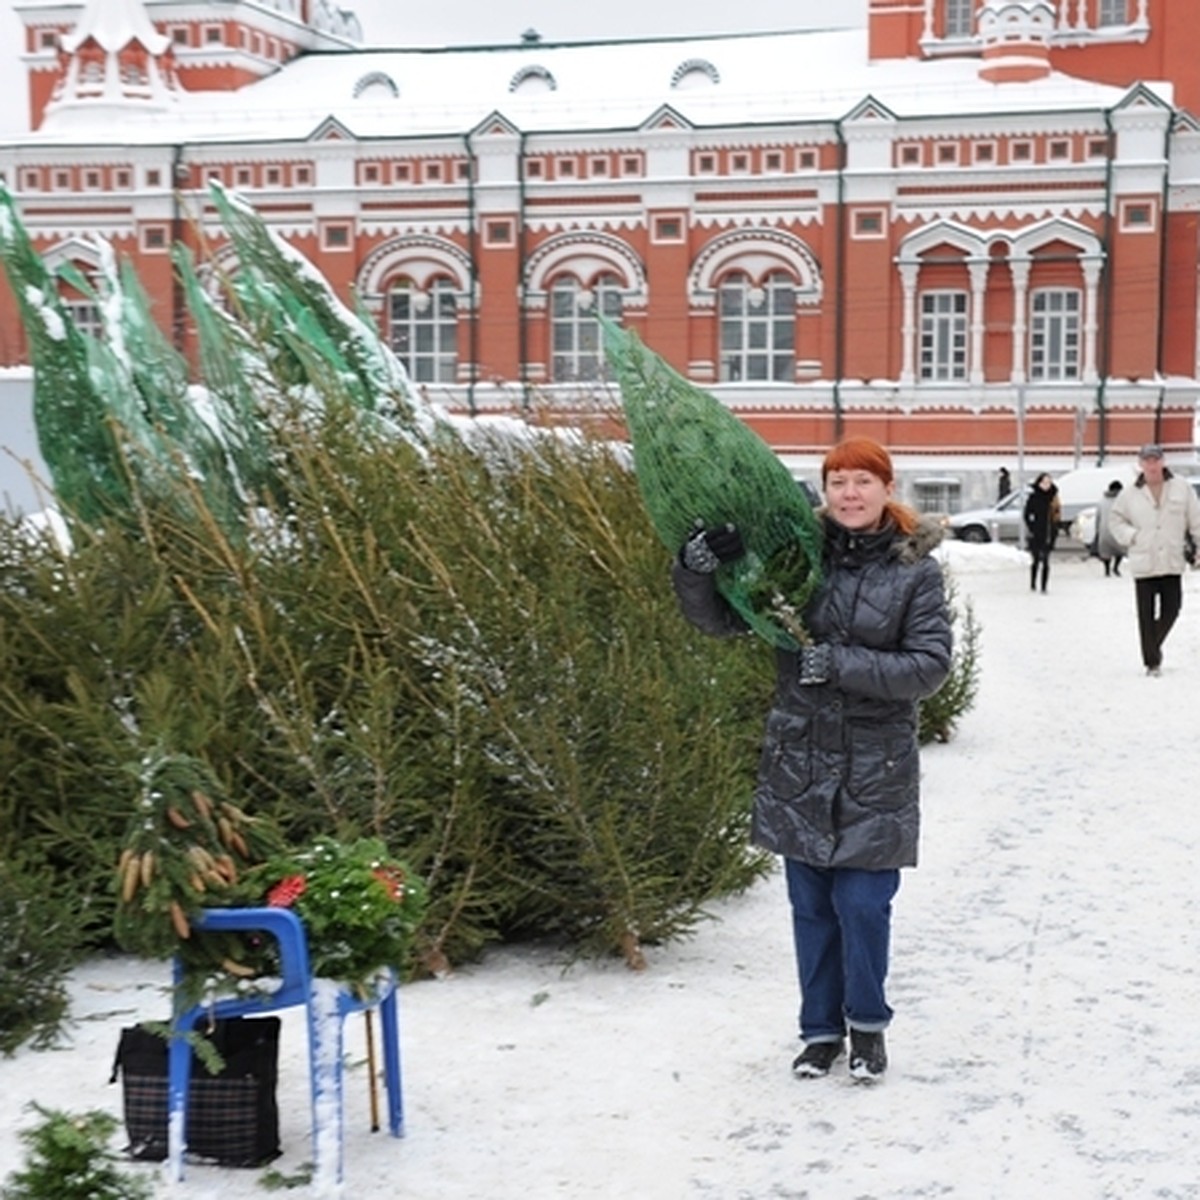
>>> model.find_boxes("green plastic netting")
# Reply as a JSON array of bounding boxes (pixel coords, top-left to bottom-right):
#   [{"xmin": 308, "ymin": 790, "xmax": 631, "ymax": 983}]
[{"xmin": 601, "ymin": 317, "xmax": 823, "ymax": 649}]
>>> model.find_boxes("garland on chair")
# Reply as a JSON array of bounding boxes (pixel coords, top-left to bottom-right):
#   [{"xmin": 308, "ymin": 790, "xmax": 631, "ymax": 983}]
[{"xmin": 112, "ymin": 752, "xmax": 426, "ymax": 1001}]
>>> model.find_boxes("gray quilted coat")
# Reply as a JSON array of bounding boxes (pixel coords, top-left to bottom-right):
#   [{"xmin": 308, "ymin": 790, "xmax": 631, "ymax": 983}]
[{"xmin": 672, "ymin": 513, "xmax": 952, "ymax": 870}]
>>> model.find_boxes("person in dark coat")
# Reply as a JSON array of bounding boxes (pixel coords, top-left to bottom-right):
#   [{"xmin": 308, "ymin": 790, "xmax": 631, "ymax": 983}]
[
  {"xmin": 672, "ymin": 437, "xmax": 952, "ymax": 1083},
  {"xmin": 1023, "ymin": 472, "xmax": 1061, "ymax": 592},
  {"xmin": 997, "ymin": 466, "xmax": 1012, "ymax": 501}
]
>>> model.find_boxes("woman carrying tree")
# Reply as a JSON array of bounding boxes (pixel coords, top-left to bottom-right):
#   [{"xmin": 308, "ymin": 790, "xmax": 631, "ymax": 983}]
[{"xmin": 670, "ymin": 437, "xmax": 952, "ymax": 1083}]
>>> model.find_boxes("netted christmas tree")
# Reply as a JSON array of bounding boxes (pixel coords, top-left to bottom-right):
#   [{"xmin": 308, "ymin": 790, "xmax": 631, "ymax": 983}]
[
  {"xmin": 601, "ymin": 316, "xmax": 823, "ymax": 648},
  {"xmin": 0, "ymin": 187, "xmax": 136, "ymax": 526}
]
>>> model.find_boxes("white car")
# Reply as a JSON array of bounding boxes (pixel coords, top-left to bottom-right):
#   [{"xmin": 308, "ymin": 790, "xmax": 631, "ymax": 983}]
[{"xmin": 943, "ymin": 489, "xmax": 1028, "ymax": 544}]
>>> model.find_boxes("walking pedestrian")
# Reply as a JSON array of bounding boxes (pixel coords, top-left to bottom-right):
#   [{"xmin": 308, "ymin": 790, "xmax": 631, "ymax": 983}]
[
  {"xmin": 1095, "ymin": 480, "xmax": 1125, "ymax": 577},
  {"xmin": 1108, "ymin": 444, "xmax": 1200, "ymax": 675},
  {"xmin": 1023, "ymin": 472, "xmax": 1061, "ymax": 592},
  {"xmin": 997, "ymin": 466, "xmax": 1012, "ymax": 502},
  {"xmin": 671, "ymin": 437, "xmax": 952, "ymax": 1083}
]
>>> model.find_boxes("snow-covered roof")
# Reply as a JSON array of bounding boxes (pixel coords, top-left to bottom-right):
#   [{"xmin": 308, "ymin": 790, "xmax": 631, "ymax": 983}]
[
  {"xmin": 27, "ymin": 26, "xmax": 1159, "ymax": 146},
  {"xmin": 59, "ymin": 0, "xmax": 171, "ymax": 57}
]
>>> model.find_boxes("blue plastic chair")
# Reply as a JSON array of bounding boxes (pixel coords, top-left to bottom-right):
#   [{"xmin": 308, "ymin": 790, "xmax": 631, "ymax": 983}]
[{"xmin": 167, "ymin": 907, "xmax": 404, "ymax": 1183}]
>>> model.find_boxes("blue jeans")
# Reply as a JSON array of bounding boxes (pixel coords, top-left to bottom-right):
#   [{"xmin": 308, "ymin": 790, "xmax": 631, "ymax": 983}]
[{"xmin": 784, "ymin": 859, "xmax": 900, "ymax": 1042}]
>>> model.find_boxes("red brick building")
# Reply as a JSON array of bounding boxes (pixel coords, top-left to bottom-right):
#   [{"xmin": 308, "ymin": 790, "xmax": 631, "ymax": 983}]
[{"xmin": 4, "ymin": 0, "xmax": 1200, "ymax": 507}]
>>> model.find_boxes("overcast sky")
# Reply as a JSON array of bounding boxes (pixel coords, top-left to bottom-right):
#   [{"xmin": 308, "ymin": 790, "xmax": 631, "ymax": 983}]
[{"xmin": 1, "ymin": 0, "xmax": 867, "ymax": 137}]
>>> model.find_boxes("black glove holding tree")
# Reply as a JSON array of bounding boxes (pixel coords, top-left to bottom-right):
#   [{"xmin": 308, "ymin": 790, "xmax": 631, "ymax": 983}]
[
  {"xmin": 798, "ymin": 643, "xmax": 833, "ymax": 685},
  {"xmin": 680, "ymin": 520, "xmax": 746, "ymax": 573}
]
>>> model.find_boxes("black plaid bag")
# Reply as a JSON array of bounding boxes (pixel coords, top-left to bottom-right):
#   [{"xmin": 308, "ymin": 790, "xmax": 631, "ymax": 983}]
[{"xmin": 110, "ymin": 1016, "xmax": 282, "ymax": 1166}]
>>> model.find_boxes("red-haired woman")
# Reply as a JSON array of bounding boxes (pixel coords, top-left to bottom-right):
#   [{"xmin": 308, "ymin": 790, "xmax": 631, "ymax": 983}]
[{"xmin": 672, "ymin": 437, "xmax": 952, "ymax": 1082}]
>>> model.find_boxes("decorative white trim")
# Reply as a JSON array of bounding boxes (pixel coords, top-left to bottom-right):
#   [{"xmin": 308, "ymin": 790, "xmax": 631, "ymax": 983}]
[
  {"xmin": 523, "ymin": 231, "xmax": 648, "ymax": 308},
  {"xmin": 358, "ymin": 234, "xmax": 475, "ymax": 302},
  {"xmin": 41, "ymin": 236, "xmax": 103, "ymax": 273},
  {"xmin": 688, "ymin": 226, "xmax": 823, "ymax": 308},
  {"xmin": 895, "ymin": 216, "xmax": 1104, "ymax": 386}
]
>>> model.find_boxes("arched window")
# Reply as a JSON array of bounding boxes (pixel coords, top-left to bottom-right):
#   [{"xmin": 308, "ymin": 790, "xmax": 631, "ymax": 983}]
[
  {"xmin": 671, "ymin": 58, "xmax": 720, "ymax": 89},
  {"xmin": 550, "ymin": 273, "xmax": 624, "ymax": 382},
  {"xmin": 353, "ymin": 71, "xmax": 399, "ymax": 100},
  {"xmin": 509, "ymin": 64, "xmax": 556, "ymax": 93},
  {"xmin": 387, "ymin": 277, "xmax": 458, "ymax": 383},
  {"xmin": 718, "ymin": 271, "xmax": 795, "ymax": 382}
]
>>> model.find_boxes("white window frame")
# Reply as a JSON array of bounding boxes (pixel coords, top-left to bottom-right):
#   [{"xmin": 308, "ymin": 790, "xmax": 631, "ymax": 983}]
[
  {"xmin": 321, "ymin": 223, "xmax": 352, "ymax": 252},
  {"xmin": 1098, "ymin": 0, "xmax": 1128, "ymax": 26},
  {"xmin": 718, "ymin": 271, "xmax": 797, "ymax": 384},
  {"xmin": 973, "ymin": 140, "xmax": 997, "ymax": 165},
  {"xmin": 852, "ymin": 209, "xmax": 887, "ymax": 241},
  {"xmin": 913, "ymin": 479, "xmax": 962, "ymax": 515},
  {"xmin": 946, "ymin": 0, "xmax": 974, "ymax": 37},
  {"xmin": 484, "ymin": 219, "xmax": 514, "ymax": 248},
  {"xmin": 387, "ymin": 277, "xmax": 459, "ymax": 384},
  {"xmin": 1029, "ymin": 288, "xmax": 1081, "ymax": 381},
  {"xmin": 651, "ymin": 214, "xmax": 686, "ymax": 244},
  {"xmin": 550, "ymin": 274, "xmax": 624, "ymax": 383},
  {"xmin": 64, "ymin": 299, "xmax": 103, "ymax": 339},
  {"xmin": 919, "ymin": 290, "xmax": 969, "ymax": 382},
  {"xmin": 140, "ymin": 225, "xmax": 169, "ymax": 253},
  {"xmin": 1119, "ymin": 198, "xmax": 1156, "ymax": 233}
]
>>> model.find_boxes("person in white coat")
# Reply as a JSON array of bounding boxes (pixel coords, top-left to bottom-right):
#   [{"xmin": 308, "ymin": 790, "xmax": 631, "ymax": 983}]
[{"xmin": 1107, "ymin": 444, "xmax": 1200, "ymax": 675}]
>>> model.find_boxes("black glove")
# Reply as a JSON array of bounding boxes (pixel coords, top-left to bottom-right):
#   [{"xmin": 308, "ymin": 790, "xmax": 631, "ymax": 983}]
[
  {"xmin": 680, "ymin": 522, "xmax": 745, "ymax": 574},
  {"xmin": 798, "ymin": 643, "xmax": 833, "ymax": 685}
]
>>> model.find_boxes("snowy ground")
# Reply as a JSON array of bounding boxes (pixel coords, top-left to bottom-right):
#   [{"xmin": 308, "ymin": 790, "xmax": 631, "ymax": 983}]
[{"xmin": 4, "ymin": 541, "xmax": 1200, "ymax": 1200}]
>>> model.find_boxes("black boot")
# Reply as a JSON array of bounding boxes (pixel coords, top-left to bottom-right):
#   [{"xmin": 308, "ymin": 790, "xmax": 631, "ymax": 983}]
[
  {"xmin": 848, "ymin": 1029, "xmax": 887, "ymax": 1083},
  {"xmin": 792, "ymin": 1039, "xmax": 844, "ymax": 1079}
]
